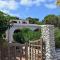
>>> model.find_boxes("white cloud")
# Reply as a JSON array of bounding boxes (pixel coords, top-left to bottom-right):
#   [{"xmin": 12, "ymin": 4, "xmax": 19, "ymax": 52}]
[
  {"xmin": 20, "ymin": 0, "xmax": 33, "ymax": 6},
  {"xmin": 0, "ymin": 0, "xmax": 57, "ymax": 16},
  {"xmin": 45, "ymin": 3, "xmax": 57, "ymax": 9},
  {"xmin": 0, "ymin": 0, "xmax": 19, "ymax": 16},
  {"xmin": 0, "ymin": 1, "xmax": 7, "ymax": 8},
  {"xmin": 44, "ymin": 0, "xmax": 57, "ymax": 9},
  {"xmin": 0, "ymin": 8, "xmax": 20, "ymax": 17},
  {"xmin": 20, "ymin": 0, "xmax": 57, "ymax": 9},
  {"xmin": 0, "ymin": 0, "xmax": 19, "ymax": 10},
  {"xmin": 7, "ymin": 1, "xmax": 18, "ymax": 10},
  {"xmin": 33, "ymin": 0, "xmax": 46, "ymax": 6},
  {"xmin": 0, "ymin": 0, "xmax": 57, "ymax": 10},
  {"xmin": 0, "ymin": 9, "xmax": 10, "ymax": 14},
  {"xmin": 20, "ymin": 0, "xmax": 46, "ymax": 7}
]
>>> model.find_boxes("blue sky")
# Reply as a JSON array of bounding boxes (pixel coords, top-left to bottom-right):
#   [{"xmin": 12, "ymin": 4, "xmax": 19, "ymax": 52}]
[{"xmin": 0, "ymin": 0, "xmax": 60, "ymax": 21}]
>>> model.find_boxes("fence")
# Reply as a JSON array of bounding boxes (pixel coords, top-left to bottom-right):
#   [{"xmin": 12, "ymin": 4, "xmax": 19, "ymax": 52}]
[
  {"xmin": 0, "ymin": 39, "xmax": 45, "ymax": 60},
  {"xmin": 29, "ymin": 39, "xmax": 45, "ymax": 60}
]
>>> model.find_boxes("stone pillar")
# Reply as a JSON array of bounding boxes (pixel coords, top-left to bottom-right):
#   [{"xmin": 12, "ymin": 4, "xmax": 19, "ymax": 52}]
[{"xmin": 41, "ymin": 25, "xmax": 57, "ymax": 60}]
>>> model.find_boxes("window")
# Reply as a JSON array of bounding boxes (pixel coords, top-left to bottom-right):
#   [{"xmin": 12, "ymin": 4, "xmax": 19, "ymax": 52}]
[
  {"xmin": 14, "ymin": 29, "xmax": 21, "ymax": 33},
  {"xmin": 19, "ymin": 21, "xmax": 20, "ymax": 23},
  {"xmin": 22, "ymin": 21, "xmax": 27, "ymax": 24},
  {"xmin": 34, "ymin": 28, "xmax": 40, "ymax": 31},
  {"xmin": 11, "ymin": 21, "xmax": 17, "ymax": 23}
]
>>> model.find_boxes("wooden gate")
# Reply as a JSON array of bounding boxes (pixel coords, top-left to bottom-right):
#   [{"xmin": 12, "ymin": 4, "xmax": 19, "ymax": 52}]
[
  {"xmin": 0, "ymin": 43, "xmax": 28, "ymax": 60},
  {"xmin": 0, "ymin": 39, "xmax": 45, "ymax": 60},
  {"xmin": 28, "ymin": 39, "xmax": 45, "ymax": 60}
]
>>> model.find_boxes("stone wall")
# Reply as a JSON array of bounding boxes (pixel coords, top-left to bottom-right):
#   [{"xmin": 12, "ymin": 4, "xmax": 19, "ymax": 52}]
[{"xmin": 41, "ymin": 25, "xmax": 57, "ymax": 60}]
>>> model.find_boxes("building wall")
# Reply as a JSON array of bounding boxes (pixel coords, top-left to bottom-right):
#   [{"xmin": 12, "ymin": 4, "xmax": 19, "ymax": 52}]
[{"xmin": 10, "ymin": 20, "xmax": 29, "ymax": 24}]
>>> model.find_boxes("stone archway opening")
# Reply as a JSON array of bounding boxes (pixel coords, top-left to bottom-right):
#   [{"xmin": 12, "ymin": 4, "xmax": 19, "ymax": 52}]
[
  {"xmin": 14, "ymin": 29, "xmax": 21, "ymax": 33},
  {"xmin": 34, "ymin": 28, "xmax": 41, "ymax": 31},
  {"xmin": 13, "ymin": 28, "xmax": 41, "ymax": 44}
]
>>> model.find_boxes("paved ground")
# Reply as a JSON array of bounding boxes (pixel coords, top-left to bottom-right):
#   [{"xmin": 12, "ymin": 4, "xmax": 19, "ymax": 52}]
[{"xmin": 56, "ymin": 48, "xmax": 60, "ymax": 60}]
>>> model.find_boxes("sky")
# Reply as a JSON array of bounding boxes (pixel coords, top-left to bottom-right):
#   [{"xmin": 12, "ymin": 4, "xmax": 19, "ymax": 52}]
[{"xmin": 0, "ymin": 0, "xmax": 60, "ymax": 21}]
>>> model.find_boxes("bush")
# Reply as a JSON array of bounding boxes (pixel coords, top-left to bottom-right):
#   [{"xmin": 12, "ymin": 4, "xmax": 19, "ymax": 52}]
[
  {"xmin": 55, "ymin": 28, "xmax": 60, "ymax": 48},
  {"xmin": 13, "ymin": 28, "xmax": 41, "ymax": 44}
]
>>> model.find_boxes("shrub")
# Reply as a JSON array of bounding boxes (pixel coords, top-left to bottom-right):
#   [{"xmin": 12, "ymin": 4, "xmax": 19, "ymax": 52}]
[
  {"xmin": 13, "ymin": 28, "xmax": 41, "ymax": 44},
  {"xmin": 55, "ymin": 28, "xmax": 60, "ymax": 48}
]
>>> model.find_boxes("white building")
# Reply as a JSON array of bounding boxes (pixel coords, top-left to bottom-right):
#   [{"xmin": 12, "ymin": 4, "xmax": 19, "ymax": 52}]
[{"xmin": 5, "ymin": 20, "xmax": 40, "ymax": 43}]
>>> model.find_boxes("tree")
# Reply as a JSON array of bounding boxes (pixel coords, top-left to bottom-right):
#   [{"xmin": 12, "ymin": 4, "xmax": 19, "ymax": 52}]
[
  {"xmin": 57, "ymin": 16, "xmax": 60, "ymax": 28},
  {"xmin": 0, "ymin": 11, "xmax": 20, "ymax": 37},
  {"xmin": 9, "ymin": 16, "xmax": 20, "ymax": 20},
  {"xmin": 0, "ymin": 11, "xmax": 20, "ymax": 44},
  {"xmin": 42, "ymin": 14, "xmax": 60, "ymax": 48},
  {"xmin": 0, "ymin": 12, "xmax": 8, "ymax": 36},
  {"xmin": 55, "ymin": 28, "xmax": 60, "ymax": 48},
  {"xmin": 43, "ymin": 15, "xmax": 59, "ymax": 27},
  {"xmin": 56, "ymin": 0, "xmax": 60, "ymax": 6},
  {"xmin": 26, "ymin": 17, "xmax": 42, "ymax": 25}
]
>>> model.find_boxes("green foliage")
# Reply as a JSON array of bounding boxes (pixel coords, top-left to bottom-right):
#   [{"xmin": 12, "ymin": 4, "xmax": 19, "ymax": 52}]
[
  {"xmin": 0, "ymin": 37, "xmax": 8, "ymax": 47},
  {"xmin": 56, "ymin": 0, "xmax": 60, "ymax": 6},
  {"xmin": 54, "ymin": 28, "xmax": 60, "ymax": 48},
  {"xmin": 57, "ymin": 16, "xmax": 60, "ymax": 28},
  {"xmin": 0, "ymin": 11, "xmax": 20, "ymax": 34},
  {"xmin": 43, "ymin": 14, "xmax": 59, "ymax": 27},
  {"xmin": 13, "ymin": 28, "xmax": 41, "ymax": 44},
  {"xmin": 9, "ymin": 16, "xmax": 20, "ymax": 20},
  {"xmin": 0, "ymin": 11, "xmax": 20, "ymax": 44},
  {"xmin": 13, "ymin": 32, "xmax": 25, "ymax": 44},
  {"xmin": 26, "ymin": 17, "xmax": 42, "ymax": 25},
  {"xmin": 0, "ymin": 12, "xmax": 8, "ymax": 35},
  {"xmin": 43, "ymin": 14, "xmax": 60, "ymax": 48},
  {"xmin": 0, "ymin": 10, "xmax": 60, "ymax": 48}
]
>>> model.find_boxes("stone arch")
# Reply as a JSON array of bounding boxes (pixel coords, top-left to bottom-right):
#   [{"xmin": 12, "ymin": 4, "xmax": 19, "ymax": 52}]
[
  {"xmin": 6, "ymin": 24, "xmax": 57, "ymax": 60},
  {"xmin": 6, "ymin": 24, "xmax": 40, "ymax": 43}
]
